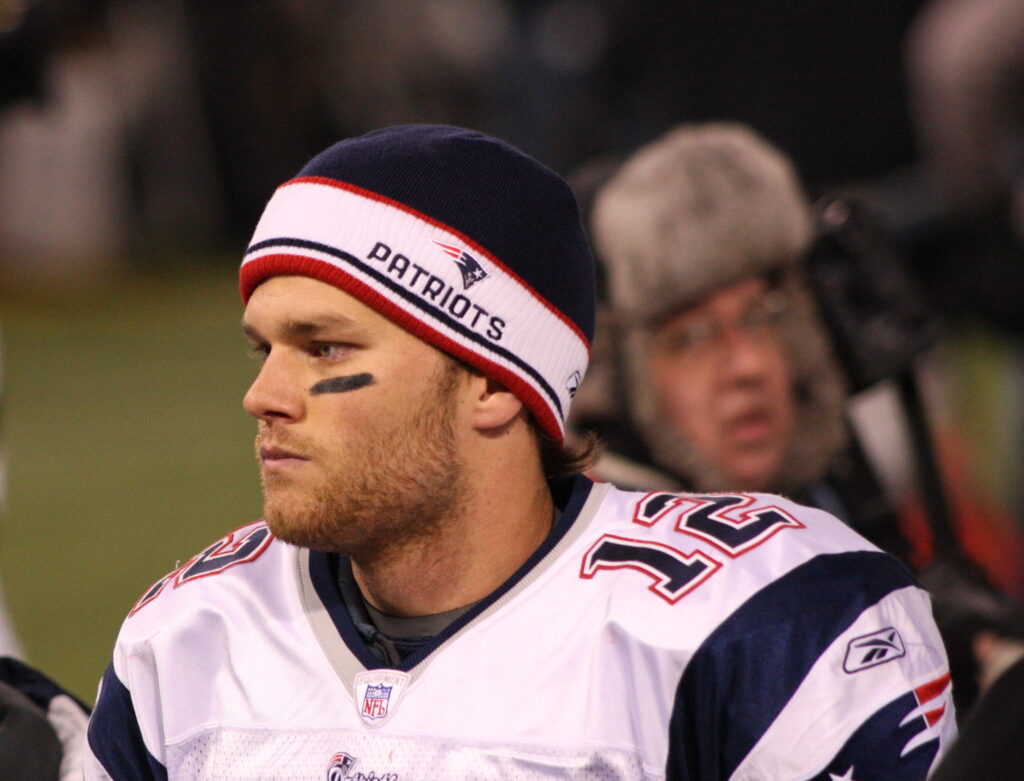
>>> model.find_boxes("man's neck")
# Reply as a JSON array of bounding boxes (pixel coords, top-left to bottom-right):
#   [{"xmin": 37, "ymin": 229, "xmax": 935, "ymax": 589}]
[{"xmin": 350, "ymin": 473, "xmax": 555, "ymax": 617}]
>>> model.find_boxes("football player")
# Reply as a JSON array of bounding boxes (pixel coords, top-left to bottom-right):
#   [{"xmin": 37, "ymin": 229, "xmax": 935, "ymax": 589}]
[{"xmin": 85, "ymin": 125, "xmax": 955, "ymax": 780}]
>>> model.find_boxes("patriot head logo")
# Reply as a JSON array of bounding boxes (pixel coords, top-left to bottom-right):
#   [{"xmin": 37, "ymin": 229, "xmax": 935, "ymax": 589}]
[
  {"xmin": 814, "ymin": 672, "xmax": 951, "ymax": 779},
  {"xmin": 326, "ymin": 752, "xmax": 358, "ymax": 781},
  {"xmin": 434, "ymin": 240, "xmax": 489, "ymax": 289}
]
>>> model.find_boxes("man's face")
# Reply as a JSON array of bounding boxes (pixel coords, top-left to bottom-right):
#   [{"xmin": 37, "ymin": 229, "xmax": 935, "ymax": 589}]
[
  {"xmin": 648, "ymin": 276, "xmax": 796, "ymax": 491},
  {"xmin": 242, "ymin": 275, "xmax": 469, "ymax": 556}
]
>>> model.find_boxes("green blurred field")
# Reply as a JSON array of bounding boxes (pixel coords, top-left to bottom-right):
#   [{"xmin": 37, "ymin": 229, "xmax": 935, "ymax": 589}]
[{"xmin": 1, "ymin": 261, "xmax": 264, "ymax": 703}]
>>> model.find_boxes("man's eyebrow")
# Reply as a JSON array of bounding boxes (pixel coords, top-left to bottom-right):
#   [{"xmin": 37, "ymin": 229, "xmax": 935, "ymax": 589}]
[{"xmin": 241, "ymin": 315, "xmax": 357, "ymax": 341}]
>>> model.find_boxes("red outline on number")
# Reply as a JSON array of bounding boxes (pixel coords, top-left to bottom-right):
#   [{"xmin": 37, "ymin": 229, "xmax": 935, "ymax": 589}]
[
  {"xmin": 632, "ymin": 491, "xmax": 687, "ymax": 527},
  {"xmin": 672, "ymin": 494, "xmax": 805, "ymax": 557},
  {"xmin": 579, "ymin": 533, "xmax": 722, "ymax": 604},
  {"xmin": 129, "ymin": 521, "xmax": 275, "ymax": 615},
  {"xmin": 129, "ymin": 566, "xmax": 183, "ymax": 616},
  {"xmin": 173, "ymin": 521, "xmax": 273, "ymax": 588}
]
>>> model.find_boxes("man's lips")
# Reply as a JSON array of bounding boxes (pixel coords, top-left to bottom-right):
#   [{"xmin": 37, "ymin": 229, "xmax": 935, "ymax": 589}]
[
  {"xmin": 259, "ymin": 445, "xmax": 310, "ymax": 465},
  {"xmin": 722, "ymin": 409, "xmax": 775, "ymax": 444}
]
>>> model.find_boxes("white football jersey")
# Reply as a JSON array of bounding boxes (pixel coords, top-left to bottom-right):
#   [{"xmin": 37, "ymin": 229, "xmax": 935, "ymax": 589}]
[{"xmin": 85, "ymin": 476, "xmax": 955, "ymax": 780}]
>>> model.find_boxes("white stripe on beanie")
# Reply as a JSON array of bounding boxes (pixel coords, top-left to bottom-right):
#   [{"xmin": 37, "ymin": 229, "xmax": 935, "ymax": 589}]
[{"xmin": 242, "ymin": 177, "xmax": 590, "ymax": 442}]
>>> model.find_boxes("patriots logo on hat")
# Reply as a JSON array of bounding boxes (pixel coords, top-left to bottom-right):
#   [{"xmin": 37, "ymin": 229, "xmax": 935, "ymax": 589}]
[{"xmin": 434, "ymin": 240, "xmax": 489, "ymax": 289}]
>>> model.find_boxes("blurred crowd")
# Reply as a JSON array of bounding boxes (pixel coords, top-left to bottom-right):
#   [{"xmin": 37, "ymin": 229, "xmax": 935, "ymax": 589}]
[
  {"xmin": 1, "ymin": 0, "xmax": 1023, "ymax": 776},
  {"xmin": 1, "ymin": 0, "xmax": 1021, "ymax": 268},
  {"xmin": 0, "ymin": 1, "xmax": 979, "ymax": 260}
]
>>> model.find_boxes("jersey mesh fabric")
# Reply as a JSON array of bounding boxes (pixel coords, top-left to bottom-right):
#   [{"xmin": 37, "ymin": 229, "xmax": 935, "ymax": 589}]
[{"xmin": 166, "ymin": 727, "xmax": 655, "ymax": 780}]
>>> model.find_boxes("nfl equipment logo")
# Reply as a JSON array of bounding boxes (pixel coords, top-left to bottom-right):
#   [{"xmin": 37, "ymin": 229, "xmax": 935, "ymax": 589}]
[
  {"xmin": 354, "ymin": 669, "xmax": 411, "ymax": 727},
  {"xmin": 362, "ymin": 684, "xmax": 393, "ymax": 721},
  {"xmin": 326, "ymin": 752, "xmax": 357, "ymax": 781}
]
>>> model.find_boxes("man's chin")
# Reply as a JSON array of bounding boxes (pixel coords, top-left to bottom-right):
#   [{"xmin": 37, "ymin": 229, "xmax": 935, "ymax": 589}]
[
  {"xmin": 263, "ymin": 494, "xmax": 319, "ymax": 543},
  {"xmin": 723, "ymin": 452, "xmax": 786, "ymax": 492},
  {"xmin": 264, "ymin": 512, "xmax": 333, "ymax": 550}
]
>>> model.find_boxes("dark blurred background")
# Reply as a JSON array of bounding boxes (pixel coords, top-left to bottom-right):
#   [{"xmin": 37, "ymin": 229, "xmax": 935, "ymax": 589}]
[{"xmin": 1, "ymin": 0, "xmax": 1022, "ymax": 702}]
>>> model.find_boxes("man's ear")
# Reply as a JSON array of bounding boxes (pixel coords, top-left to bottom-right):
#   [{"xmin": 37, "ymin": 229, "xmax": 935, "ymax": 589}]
[{"xmin": 470, "ymin": 374, "xmax": 524, "ymax": 431}]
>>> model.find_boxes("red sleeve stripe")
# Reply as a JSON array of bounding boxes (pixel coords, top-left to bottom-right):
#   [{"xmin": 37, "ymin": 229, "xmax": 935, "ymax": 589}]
[{"xmin": 914, "ymin": 673, "xmax": 951, "ymax": 705}]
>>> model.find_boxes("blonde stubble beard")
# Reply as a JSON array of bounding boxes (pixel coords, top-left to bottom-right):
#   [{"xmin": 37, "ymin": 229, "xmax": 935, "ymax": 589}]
[{"xmin": 257, "ymin": 360, "xmax": 469, "ymax": 562}]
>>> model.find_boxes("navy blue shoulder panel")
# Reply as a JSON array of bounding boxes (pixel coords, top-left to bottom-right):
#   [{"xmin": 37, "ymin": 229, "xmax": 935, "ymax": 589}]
[
  {"xmin": 87, "ymin": 662, "xmax": 168, "ymax": 781},
  {"xmin": 667, "ymin": 550, "xmax": 918, "ymax": 781},
  {"xmin": 309, "ymin": 474, "xmax": 595, "ymax": 671}
]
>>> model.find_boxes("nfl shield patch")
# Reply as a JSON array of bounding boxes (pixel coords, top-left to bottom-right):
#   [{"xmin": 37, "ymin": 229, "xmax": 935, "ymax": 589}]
[
  {"xmin": 363, "ymin": 684, "xmax": 392, "ymax": 719},
  {"xmin": 354, "ymin": 670, "xmax": 411, "ymax": 727}
]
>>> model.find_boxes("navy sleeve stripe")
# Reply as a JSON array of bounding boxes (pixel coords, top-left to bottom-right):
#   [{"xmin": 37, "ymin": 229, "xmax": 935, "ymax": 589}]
[
  {"xmin": 667, "ymin": 550, "xmax": 918, "ymax": 781},
  {"xmin": 87, "ymin": 662, "xmax": 168, "ymax": 781}
]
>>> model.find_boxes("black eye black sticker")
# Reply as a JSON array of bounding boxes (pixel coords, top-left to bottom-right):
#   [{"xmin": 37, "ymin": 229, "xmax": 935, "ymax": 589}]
[{"xmin": 309, "ymin": 373, "xmax": 375, "ymax": 395}]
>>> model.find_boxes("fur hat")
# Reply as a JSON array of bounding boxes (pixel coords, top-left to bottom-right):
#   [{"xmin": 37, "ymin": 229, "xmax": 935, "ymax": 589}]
[
  {"xmin": 240, "ymin": 125, "xmax": 595, "ymax": 443},
  {"xmin": 583, "ymin": 123, "xmax": 847, "ymax": 492}
]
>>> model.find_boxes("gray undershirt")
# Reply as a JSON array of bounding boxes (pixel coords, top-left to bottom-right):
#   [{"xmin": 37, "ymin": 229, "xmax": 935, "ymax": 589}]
[
  {"xmin": 336, "ymin": 556, "xmax": 478, "ymax": 666},
  {"xmin": 362, "ymin": 599, "xmax": 477, "ymax": 639}
]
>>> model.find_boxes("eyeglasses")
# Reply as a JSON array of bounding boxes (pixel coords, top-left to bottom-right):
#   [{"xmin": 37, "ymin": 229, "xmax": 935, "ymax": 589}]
[{"xmin": 653, "ymin": 290, "xmax": 789, "ymax": 360}]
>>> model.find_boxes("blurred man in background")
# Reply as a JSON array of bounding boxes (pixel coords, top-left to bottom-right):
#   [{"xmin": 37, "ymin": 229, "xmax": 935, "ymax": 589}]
[{"xmin": 574, "ymin": 123, "xmax": 877, "ymax": 540}]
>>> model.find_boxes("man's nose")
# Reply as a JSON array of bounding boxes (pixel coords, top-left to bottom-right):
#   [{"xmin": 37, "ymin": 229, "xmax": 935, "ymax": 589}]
[
  {"xmin": 243, "ymin": 351, "xmax": 305, "ymax": 422},
  {"xmin": 718, "ymin": 321, "xmax": 776, "ymax": 378}
]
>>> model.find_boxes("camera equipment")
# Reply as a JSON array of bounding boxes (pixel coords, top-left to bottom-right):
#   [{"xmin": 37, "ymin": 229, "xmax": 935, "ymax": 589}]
[
  {"xmin": 803, "ymin": 195, "xmax": 955, "ymax": 552},
  {"xmin": 806, "ymin": 196, "xmax": 1024, "ymax": 716},
  {"xmin": 803, "ymin": 196, "xmax": 941, "ymax": 393}
]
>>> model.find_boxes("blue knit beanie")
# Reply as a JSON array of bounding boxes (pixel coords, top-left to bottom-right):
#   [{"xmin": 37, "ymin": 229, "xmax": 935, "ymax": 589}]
[{"xmin": 240, "ymin": 125, "xmax": 595, "ymax": 443}]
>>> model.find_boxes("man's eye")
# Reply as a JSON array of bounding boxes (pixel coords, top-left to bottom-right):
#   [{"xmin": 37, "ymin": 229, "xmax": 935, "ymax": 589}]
[
  {"xmin": 661, "ymin": 321, "xmax": 717, "ymax": 354},
  {"xmin": 248, "ymin": 343, "xmax": 270, "ymax": 361},
  {"xmin": 311, "ymin": 342, "xmax": 349, "ymax": 361}
]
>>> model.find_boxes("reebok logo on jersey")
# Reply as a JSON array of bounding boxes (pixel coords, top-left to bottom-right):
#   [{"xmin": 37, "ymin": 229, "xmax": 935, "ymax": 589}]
[
  {"xmin": 843, "ymin": 627, "xmax": 906, "ymax": 673},
  {"xmin": 433, "ymin": 240, "xmax": 489, "ymax": 289}
]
